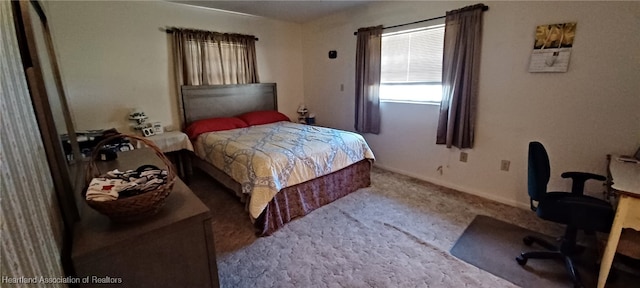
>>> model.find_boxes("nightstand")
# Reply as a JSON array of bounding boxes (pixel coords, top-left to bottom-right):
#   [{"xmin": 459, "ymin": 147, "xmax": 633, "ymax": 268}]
[{"xmin": 134, "ymin": 131, "xmax": 193, "ymax": 181}]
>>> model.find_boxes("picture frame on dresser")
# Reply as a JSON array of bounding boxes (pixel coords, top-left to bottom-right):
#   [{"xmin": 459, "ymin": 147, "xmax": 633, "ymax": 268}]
[{"xmin": 13, "ymin": 0, "xmax": 83, "ymax": 276}]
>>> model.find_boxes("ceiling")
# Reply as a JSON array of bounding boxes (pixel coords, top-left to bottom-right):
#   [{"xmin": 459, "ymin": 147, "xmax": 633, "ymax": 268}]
[{"xmin": 172, "ymin": 1, "xmax": 372, "ymax": 23}]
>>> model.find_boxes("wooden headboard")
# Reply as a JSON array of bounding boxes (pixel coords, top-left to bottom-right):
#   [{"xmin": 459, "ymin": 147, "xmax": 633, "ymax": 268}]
[{"xmin": 180, "ymin": 83, "xmax": 278, "ymax": 127}]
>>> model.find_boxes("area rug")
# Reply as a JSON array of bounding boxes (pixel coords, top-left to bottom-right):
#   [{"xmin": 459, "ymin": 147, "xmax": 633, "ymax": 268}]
[{"xmin": 450, "ymin": 215, "xmax": 639, "ymax": 288}]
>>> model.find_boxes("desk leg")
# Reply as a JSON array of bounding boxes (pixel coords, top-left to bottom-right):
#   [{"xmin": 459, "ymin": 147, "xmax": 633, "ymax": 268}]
[{"xmin": 597, "ymin": 195, "xmax": 629, "ymax": 288}]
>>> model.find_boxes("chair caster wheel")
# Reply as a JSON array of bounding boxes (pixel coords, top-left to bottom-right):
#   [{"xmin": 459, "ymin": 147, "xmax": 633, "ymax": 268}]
[
  {"xmin": 516, "ymin": 255, "xmax": 527, "ymax": 265},
  {"xmin": 523, "ymin": 236, "xmax": 534, "ymax": 246}
]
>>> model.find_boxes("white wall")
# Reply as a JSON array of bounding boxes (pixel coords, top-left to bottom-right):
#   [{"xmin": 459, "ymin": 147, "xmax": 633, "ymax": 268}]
[
  {"xmin": 48, "ymin": 1, "xmax": 305, "ymax": 132},
  {"xmin": 302, "ymin": 1, "xmax": 640, "ymax": 208}
]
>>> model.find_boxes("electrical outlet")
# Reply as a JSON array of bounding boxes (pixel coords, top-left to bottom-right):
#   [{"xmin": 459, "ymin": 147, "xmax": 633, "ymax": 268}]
[
  {"xmin": 459, "ymin": 152, "xmax": 468, "ymax": 163},
  {"xmin": 500, "ymin": 160, "xmax": 510, "ymax": 171}
]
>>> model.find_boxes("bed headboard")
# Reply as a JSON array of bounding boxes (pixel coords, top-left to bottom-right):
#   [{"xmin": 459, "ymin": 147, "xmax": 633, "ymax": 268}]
[{"xmin": 181, "ymin": 83, "xmax": 278, "ymax": 127}]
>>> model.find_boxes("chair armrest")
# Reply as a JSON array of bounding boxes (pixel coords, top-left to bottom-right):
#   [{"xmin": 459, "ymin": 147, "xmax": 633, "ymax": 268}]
[{"xmin": 561, "ymin": 172, "xmax": 606, "ymax": 195}]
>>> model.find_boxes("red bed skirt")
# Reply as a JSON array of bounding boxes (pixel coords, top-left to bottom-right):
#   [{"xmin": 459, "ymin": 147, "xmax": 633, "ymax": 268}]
[{"xmin": 255, "ymin": 159, "xmax": 372, "ymax": 236}]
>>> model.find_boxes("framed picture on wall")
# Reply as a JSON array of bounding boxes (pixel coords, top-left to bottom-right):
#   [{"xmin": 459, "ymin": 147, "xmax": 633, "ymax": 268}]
[{"xmin": 528, "ymin": 22, "xmax": 577, "ymax": 73}]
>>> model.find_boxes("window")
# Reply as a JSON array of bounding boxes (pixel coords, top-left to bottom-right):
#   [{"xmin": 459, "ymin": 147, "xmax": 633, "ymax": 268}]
[
  {"xmin": 380, "ymin": 25, "xmax": 444, "ymax": 103},
  {"xmin": 184, "ymin": 40, "xmax": 255, "ymax": 85},
  {"xmin": 174, "ymin": 30, "xmax": 259, "ymax": 86}
]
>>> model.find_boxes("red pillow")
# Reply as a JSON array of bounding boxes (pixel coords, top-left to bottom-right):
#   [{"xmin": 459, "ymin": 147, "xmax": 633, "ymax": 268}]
[
  {"xmin": 237, "ymin": 110, "xmax": 290, "ymax": 126},
  {"xmin": 185, "ymin": 117, "xmax": 248, "ymax": 139}
]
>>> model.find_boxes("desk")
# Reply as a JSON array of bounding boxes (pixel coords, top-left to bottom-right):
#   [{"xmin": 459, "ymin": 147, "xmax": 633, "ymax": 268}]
[{"xmin": 598, "ymin": 157, "xmax": 640, "ymax": 288}]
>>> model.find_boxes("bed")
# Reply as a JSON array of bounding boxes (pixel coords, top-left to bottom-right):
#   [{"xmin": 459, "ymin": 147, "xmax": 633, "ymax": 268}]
[{"xmin": 181, "ymin": 83, "xmax": 374, "ymax": 236}]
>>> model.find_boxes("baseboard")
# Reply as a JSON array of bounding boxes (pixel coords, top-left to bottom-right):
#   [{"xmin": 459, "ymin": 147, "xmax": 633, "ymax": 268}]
[{"xmin": 372, "ymin": 163, "xmax": 530, "ymax": 210}]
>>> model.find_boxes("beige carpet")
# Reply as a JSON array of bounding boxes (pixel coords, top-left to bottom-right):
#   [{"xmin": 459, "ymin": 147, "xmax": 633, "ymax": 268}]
[{"xmin": 189, "ymin": 167, "xmax": 570, "ymax": 288}]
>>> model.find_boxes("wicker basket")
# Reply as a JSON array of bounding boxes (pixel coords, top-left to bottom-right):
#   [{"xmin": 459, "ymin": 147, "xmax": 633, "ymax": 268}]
[{"xmin": 84, "ymin": 134, "xmax": 176, "ymax": 222}]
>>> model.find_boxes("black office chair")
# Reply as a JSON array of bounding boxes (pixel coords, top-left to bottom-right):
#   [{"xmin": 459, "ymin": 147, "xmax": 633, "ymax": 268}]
[{"xmin": 516, "ymin": 141, "xmax": 614, "ymax": 288}]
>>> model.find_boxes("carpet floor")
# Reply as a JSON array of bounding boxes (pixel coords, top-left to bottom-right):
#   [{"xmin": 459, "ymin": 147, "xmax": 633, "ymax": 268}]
[{"xmin": 189, "ymin": 167, "xmax": 610, "ymax": 287}]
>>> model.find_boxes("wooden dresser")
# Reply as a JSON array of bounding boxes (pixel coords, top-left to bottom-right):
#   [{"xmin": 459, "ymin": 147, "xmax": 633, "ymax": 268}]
[{"xmin": 72, "ymin": 149, "xmax": 219, "ymax": 287}]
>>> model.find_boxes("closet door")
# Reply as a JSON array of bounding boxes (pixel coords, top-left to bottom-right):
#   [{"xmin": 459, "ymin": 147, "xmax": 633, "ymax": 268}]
[
  {"xmin": 15, "ymin": 0, "xmax": 81, "ymax": 231},
  {"xmin": 2, "ymin": 0, "xmax": 73, "ymax": 282}
]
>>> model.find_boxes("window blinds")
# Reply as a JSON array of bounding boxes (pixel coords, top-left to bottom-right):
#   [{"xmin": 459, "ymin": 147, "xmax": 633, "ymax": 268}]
[{"xmin": 381, "ymin": 26, "xmax": 444, "ymax": 83}]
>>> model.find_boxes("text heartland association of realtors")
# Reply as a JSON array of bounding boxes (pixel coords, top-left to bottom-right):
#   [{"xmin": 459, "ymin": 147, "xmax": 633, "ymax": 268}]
[{"xmin": 1, "ymin": 275, "xmax": 122, "ymax": 284}]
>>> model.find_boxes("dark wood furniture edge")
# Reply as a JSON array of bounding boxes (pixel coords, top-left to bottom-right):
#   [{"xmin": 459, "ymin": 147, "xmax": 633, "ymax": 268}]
[{"xmin": 202, "ymin": 217, "xmax": 220, "ymax": 287}]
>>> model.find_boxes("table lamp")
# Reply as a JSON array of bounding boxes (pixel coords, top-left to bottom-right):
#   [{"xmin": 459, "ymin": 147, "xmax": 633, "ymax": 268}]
[{"xmin": 297, "ymin": 104, "xmax": 308, "ymax": 124}]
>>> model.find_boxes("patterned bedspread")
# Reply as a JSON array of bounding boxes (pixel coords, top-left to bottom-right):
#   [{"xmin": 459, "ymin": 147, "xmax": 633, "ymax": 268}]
[{"xmin": 193, "ymin": 121, "xmax": 375, "ymax": 218}]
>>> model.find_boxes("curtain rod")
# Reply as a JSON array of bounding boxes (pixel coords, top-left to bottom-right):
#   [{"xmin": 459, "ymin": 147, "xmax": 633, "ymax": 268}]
[
  {"xmin": 353, "ymin": 5, "xmax": 488, "ymax": 35},
  {"xmin": 164, "ymin": 28, "xmax": 259, "ymax": 41}
]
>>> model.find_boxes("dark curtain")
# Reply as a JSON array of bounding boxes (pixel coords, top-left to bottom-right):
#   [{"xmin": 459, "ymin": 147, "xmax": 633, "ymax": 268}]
[
  {"xmin": 354, "ymin": 25, "xmax": 383, "ymax": 134},
  {"xmin": 436, "ymin": 4, "xmax": 485, "ymax": 148}
]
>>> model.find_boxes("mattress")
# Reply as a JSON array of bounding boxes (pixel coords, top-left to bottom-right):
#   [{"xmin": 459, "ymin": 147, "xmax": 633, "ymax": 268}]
[{"xmin": 193, "ymin": 121, "xmax": 375, "ymax": 218}]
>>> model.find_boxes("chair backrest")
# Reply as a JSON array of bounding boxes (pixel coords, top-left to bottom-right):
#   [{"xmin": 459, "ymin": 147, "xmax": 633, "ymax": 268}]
[{"xmin": 528, "ymin": 141, "xmax": 550, "ymax": 202}]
